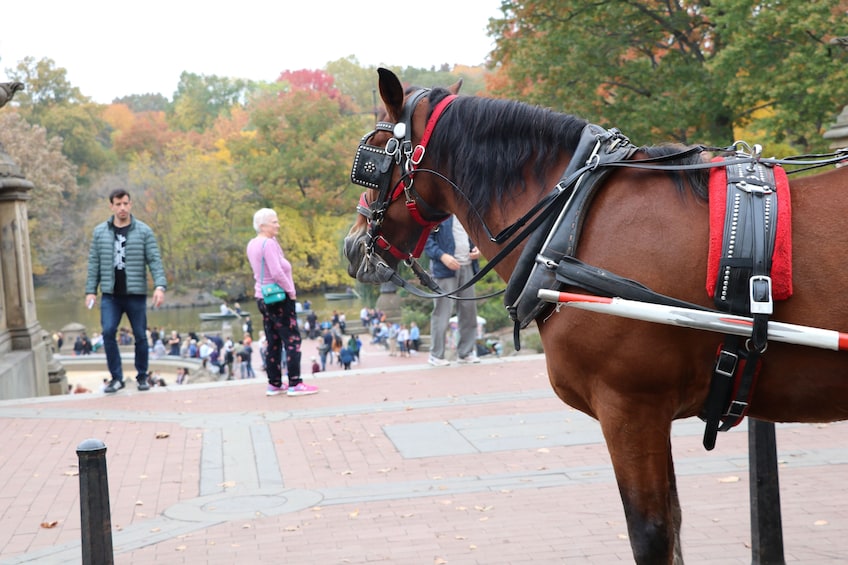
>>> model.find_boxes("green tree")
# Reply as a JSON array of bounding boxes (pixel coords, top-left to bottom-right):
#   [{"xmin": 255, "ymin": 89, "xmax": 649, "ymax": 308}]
[
  {"xmin": 489, "ymin": 0, "xmax": 848, "ymax": 150},
  {"xmin": 113, "ymin": 93, "xmax": 171, "ymax": 113},
  {"xmin": 168, "ymin": 72, "xmax": 252, "ymax": 132},
  {"xmin": 6, "ymin": 57, "xmax": 115, "ymax": 181},
  {"xmin": 4, "ymin": 56, "xmax": 88, "ymax": 113}
]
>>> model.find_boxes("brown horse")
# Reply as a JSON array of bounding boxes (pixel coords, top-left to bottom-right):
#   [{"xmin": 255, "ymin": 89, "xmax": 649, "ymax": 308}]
[{"xmin": 343, "ymin": 68, "xmax": 848, "ymax": 564}]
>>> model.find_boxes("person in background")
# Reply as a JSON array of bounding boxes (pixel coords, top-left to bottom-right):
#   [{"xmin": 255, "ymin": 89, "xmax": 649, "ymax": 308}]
[
  {"xmin": 397, "ymin": 324, "xmax": 410, "ymax": 358},
  {"xmin": 167, "ymin": 330, "xmax": 181, "ymax": 356},
  {"xmin": 239, "ymin": 337, "xmax": 256, "ymax": 379},
  {"xmin": 339, "ymin": 345, "xmax": 354, "ymax": 370},
  {"xmin": 424, "ymin": 214, "xmax": 480, "ymax": 366},
  {"xmin": 318, "ymin": 328, "xmax": 332, "ymax": 371},
  {"xmin": 347, "ymin": 334, "xmax": 360, "ymax": 365},
  {"xmin": 408, "ymin": 321, "xmax": 420, "ymax": 355},
  {"xmin": 152, "ymin": 338, "xmax": 166, "ymax": 359},
  {"xmin": 85, "ymin": 188, "xmax": 166, "ymax": 393},
  {"xmin": 222, "ymin": 336, "xmax": 235, "ymax": 379},
  {"xmin": 246, "ymin": 208, "xmax": 318, "ymax": 397}
]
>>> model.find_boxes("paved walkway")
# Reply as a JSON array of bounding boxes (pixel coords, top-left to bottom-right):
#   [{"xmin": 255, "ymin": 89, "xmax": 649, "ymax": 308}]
[{"xmin": 0, "ymin": 342, "xmax": 846, "ymax": 564}]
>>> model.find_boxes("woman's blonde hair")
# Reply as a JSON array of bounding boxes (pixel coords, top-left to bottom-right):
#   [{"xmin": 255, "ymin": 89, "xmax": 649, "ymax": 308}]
[{"xmin": 253, "ymin": 208, "xmax": 277, "ymax": 233}]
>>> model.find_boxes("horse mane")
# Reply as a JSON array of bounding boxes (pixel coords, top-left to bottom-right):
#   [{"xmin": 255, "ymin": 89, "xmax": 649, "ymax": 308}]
[{"xmin": 424, "ymin": 88, "xmax": 709, "ymax": 230}]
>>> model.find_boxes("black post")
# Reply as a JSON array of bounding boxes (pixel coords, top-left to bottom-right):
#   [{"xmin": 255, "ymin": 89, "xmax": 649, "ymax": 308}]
[
  {"xmin": 77, "ymin": 438, "xmax": 114, "ymax": 565},
  {"xmin": 748, "ymin": 419, "xmax": 785, "ymax": 565}
]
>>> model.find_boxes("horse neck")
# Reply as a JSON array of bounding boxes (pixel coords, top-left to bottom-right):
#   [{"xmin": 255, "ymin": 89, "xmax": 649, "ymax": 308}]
[{"xmin": 455, "ymin": 152, "xmax": 573, "ymax": 284}]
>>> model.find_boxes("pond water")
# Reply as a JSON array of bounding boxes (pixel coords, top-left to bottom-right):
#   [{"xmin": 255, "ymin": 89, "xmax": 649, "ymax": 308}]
[{"xmin": 34, "ymin": 286, "xmax": 368, "ymax": 340}]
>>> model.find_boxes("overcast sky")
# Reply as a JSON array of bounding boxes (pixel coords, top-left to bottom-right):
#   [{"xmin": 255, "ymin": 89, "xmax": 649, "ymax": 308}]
[{"xmin": 1, "ymin": 0, "xmax": 502, "ymax": 104}]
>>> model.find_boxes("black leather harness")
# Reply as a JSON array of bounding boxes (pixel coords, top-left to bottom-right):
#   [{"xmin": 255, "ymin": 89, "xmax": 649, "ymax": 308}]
[
  {"xmin": 701, "ymin": 157, "xmax": 780, "ymax": 450},
  {"xmin": 504, "ymin": 125, "xmax": 637, "ymax": 333}
]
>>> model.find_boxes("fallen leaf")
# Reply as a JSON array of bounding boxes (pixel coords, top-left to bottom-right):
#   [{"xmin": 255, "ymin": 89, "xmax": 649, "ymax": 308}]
[
  {"xmin": 469, "ymin": 544, "xmax": 477, "ymax": 550},
  {"xmin": 717, "ymin": 476, "xmax": 740, "ymax": 483},
  {"xmin": 155, "ymin": 432, "xmax": 170, "ymax": 439},
  {"xmin": 537, "ymin": 448, "xmax": 550, "ymax": 453},
  {"xmin": 341, "ymin": 469, "xmax": 353, "ymax": 475},
  {"xmin": 349, "ymin": 509, "xmax": 360, "ymax": 518},
  {"xmin": 814, "ymin": 520, "xmax": 829, "ymax": 526},
  {"xmin": 135, "ymin": 500, "xmax": 144, "ymax": 506},
  {"xmin": 218, "ymin": 481, "xmax": 236, "ymax": 488},
  {"xmin": 434, "ymin": 558, "xmax": 447, "ymax": 565},
  {"xmin": 40, "ymin": 521, "xmax": 58, "ymax": 529},
  {"xmin": 150, "ymin": 528, "xmax": 161, "ymax": 533},
  {"xmin": 242, "ymin": 524, "xmax": 253, "ymax": 529},
  {"xmin": 285, "ymin": 525, "xmax": 299, "ymax": 531},
  {"xmin": 63, "ymin": 470, "xmax": 79, "ymax": 476},
  {"xmin": 176, "ymin": 545, "xmax": 186, "ymax": 551}
]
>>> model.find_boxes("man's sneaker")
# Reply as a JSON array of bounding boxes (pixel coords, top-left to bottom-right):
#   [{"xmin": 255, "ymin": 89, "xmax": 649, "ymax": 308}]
[
  {"xmin": 137, "ymin": 375, "xmax": 151, "ymax": 391},
  {"xmin": 103, "ymin": 379, "xmax": 125, "ymax": 393},
  {"xmin": 428, "ymin": 355, "xmax": 450, "ymax": 367},
  {"xmin": 458, "ymin": 355, "xmax": 481, "ymax": 364},
  {"xmin": 286, "ymin": 382, "xmax": 319, "ymax": 396},
  {"xmin": 266, "ymin": 384, "xmax": 287, "ymax": 396}
]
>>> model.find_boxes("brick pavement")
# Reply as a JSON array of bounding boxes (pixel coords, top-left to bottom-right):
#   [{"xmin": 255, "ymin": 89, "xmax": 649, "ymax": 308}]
[{"xmin": 0, "ymin": 341, "xmax": 846, "ymax": 564}]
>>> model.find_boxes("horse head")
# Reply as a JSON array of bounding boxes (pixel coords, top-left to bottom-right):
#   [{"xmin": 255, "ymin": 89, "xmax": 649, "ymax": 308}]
[{"xmin": 344, "ymin": 68, "xmax": 462, "ymax": 285}]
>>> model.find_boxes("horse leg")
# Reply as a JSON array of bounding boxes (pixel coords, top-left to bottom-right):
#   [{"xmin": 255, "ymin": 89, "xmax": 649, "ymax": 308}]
[{"xmin": 599, "ymin": 416, "xmax": 683, "ymax": 565}]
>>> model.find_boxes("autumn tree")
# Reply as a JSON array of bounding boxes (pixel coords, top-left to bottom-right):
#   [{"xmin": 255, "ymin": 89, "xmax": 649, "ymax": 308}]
[
  {"xmin": 489, "ymin": 0, "xmax": 848, "ymax": 150},
  {"xmin": 0, "ymin": 112, "xmax": 81, "ymax": 282},
  {"xmin": 229, "ymin": 69, "xmax": 369, "ymax": 290}
]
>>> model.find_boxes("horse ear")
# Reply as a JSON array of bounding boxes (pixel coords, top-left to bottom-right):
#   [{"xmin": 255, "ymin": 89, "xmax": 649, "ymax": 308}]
[
  {"xmin": 377, "ymin": 67, "xmax": 404, "ymax": 121},
  {"xmin": 449, "ymin": 78, "xmax": 463, "ymax": 95}
]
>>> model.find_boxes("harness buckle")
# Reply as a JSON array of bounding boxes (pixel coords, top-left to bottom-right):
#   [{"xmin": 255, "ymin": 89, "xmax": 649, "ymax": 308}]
[
  {"xmin": 749, "ymin": 275, "xmax": 773, "ymax": 315},
  {"xmin": 714, "ymin": 349, "xmax": 739, "ymax": 379}
]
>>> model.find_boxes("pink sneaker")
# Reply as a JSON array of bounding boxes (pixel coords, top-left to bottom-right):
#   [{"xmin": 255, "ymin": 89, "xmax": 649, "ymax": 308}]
[
  {"xmin": 266, "ymin": 384, "xmax": 286, "ymax": 396},
  {"xmin": 286, "ymin": 382, "xmax": 318, "ymax": 396}
]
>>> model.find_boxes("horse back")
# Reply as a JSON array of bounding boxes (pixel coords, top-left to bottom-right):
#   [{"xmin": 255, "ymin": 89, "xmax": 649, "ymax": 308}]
[{"xmin": 541, "ymin": 165, "xmax": 848, "ymax": 425}]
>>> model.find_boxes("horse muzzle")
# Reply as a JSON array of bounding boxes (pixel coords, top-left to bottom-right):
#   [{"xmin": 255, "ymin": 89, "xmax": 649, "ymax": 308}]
[{"xmin": 343, "ymin": 233, "xmax": 395, "ymax": 285}]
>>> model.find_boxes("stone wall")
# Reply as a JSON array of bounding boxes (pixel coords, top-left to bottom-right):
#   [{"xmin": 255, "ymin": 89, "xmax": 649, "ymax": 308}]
[{"xmin": 0, "ymin": 129, "xmax": 58, "ymax": 400}]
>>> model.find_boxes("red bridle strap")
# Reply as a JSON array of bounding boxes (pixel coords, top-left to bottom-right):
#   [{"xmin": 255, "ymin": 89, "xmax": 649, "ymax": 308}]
[{"xmin": 391, "ymin": 93, "xmax": 458, "ymax": 203}]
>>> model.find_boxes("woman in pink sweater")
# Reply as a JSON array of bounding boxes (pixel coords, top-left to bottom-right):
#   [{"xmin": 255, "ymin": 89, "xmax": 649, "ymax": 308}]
[{"xmin": 246, "ymin": 208, "xmax": 318, "ymax": 397}]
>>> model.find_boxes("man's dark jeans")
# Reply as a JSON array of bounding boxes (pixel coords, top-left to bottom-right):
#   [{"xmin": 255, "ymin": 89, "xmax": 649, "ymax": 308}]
[{"xmin": 101, "ymin": 294, "xmax": 148, "ymax": 383}]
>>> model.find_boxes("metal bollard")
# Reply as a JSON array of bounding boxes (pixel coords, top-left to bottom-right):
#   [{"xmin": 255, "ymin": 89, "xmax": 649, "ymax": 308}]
[
  {"xmin": 749, "ymin": 419, "xmax": 785, "ymax": 565},
  {"xmin": 77, "ymin": 438, "xmax": 114, "ymax": 565}
]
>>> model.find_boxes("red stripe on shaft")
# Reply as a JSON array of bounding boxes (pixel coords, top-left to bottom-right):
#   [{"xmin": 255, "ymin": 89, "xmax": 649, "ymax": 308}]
[
  {"xmin": 557, "ymin": 292, "xmax": 613, "ymax": 304},
  {"xmin": 838, "ymin": 333, "xmax": 848, "ymax": 352}
]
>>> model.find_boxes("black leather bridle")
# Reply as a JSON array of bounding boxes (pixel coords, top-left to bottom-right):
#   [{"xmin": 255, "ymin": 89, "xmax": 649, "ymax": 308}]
[{"xmin": 350, "ymin": 89, "xmax": 456, "ymax": 263}]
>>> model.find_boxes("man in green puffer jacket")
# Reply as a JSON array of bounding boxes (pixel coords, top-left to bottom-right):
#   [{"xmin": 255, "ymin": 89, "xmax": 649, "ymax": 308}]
[{"xmin": 85, "ymin": 189, "xmax": 167, "ymax": 393}]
